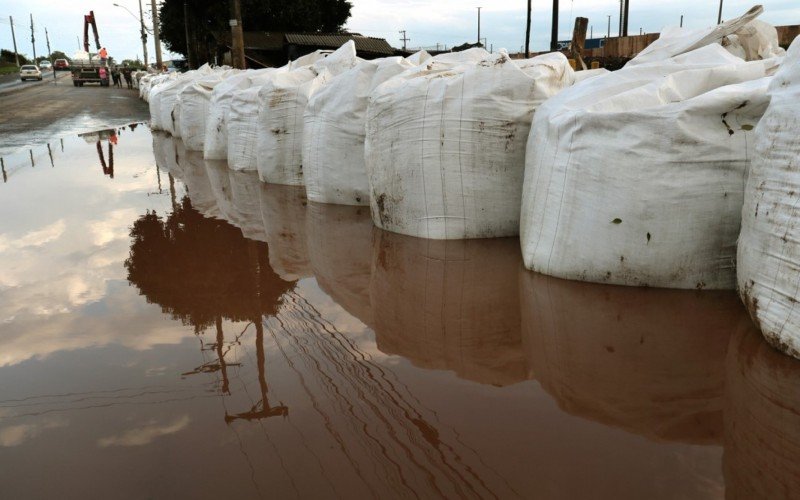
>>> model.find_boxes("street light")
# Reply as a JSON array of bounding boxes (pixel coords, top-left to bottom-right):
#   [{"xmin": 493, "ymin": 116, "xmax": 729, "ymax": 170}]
[{"xmin": 113, "ymin": 1, "xmax": 149, "ymax": 67}]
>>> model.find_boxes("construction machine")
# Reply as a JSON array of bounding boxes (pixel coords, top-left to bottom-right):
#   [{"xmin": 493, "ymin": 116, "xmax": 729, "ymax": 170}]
[{"xmin": 71, "ymin": 11, "xmax": 110, "ymax": 87}]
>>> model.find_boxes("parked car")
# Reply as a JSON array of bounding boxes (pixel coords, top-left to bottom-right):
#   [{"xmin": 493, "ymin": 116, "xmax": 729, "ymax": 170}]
[
  {"xmin": 54, "ymin": 59, "xmax": 70, "ymax": 71},
  {"xmin": 38, "ymin": 60, "xmax": 52, "ymax": 70},
  {"xmin": 20, "ymin": 65, "xmax": 42, "ymax": 81}
]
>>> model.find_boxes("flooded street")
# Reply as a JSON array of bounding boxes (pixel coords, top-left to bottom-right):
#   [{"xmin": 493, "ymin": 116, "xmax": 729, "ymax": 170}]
[{"xmin": 1, "ymin": 125, "xmax": 799, "ymax": 499}]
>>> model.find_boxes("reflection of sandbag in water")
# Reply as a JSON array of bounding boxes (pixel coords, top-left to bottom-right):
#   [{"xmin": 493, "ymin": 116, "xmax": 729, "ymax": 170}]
[
  {"xmin": 182, "ymin": 149, "xmax": 220, "ymax": 219},
  {"xmin": 521, "ymin": 271, "xmax": 744, "ymax": 444},
  {"xmin": 724, "ymin": 322, "xmax": 800, "ymax": 499},
  {"xmin": 204, "ymin": 159, "xmax": 236, "ymax": 224},
  {"xmin": 258, "ymin": 183, "xmax": 312, "ymax": 281},
  {"xmin": 152, "ymin": 132, "xmax": 186, "ymax": 181},
  {"xmin": 227, "ymin": 168, "xmax": 267, "ymax": 242},
  {"xmin": 306, "ymin": 202, "xmax": 374, "ymax": 326},
  {"xmin": 371, "ymin": 232, "xmax": 526, "ymax": 386}
]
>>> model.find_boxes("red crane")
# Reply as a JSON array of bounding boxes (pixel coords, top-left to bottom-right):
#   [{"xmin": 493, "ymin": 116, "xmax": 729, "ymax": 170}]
[{"xmin": 83, "ymin": 11, "xmax": 101, "ymax": 52}]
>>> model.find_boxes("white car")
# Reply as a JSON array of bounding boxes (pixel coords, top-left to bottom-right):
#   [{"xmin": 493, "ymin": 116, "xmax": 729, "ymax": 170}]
[
  {"xmin": 20, "ymin": 65, "xmax": 42, "ymax": 81},
  {"xmin": 39, "ymin": 60, "xmax": 52, "ymax": 70}
]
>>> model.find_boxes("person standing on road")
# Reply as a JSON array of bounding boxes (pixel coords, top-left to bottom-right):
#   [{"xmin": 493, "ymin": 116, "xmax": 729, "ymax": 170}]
[
  {"xmin": 122, "ymin": 65, "xmax": 133, "ymax": 89},
  {"xmin": 112, "ymin": 66, "xmax": 122, "ymax": 88}
]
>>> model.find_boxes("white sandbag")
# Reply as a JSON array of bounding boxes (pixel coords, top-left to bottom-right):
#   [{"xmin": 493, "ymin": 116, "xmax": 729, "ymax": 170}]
[
  {"xmin": 226, "ymin": 71, "xmax": 280, "ymax": 171},
  {"xmin": 203, "ymin": 70, "xmax": 272, "ymax": 160},
  {"xmin": 365, "ymin": 50, "xmax": 574, "ymax": 239},
  {"xmin": 157, "ymin": 64, "xmax": 214, "ymax": 136},
  {"xmin": 629, "ymin": 6, "xmax": 776, "ymax": 66},
  {"xmin": 520, "ymin": 44, "xmax": 777, "ymax": 289},
  {"xmin": 256, "ymin": 41, "xmax": 360, "ymax": 185},
  {"xmin": 147, "ymin": 73, "xmax": 178, "ymax": 128},
  {"xmin": 303, "ymin": 55, "xmax": 419, "ymax": 205},
  {"xmin": 179, "ymin": 69, "xmax": 240, "ymax": 151},
  {"xmin": 737, "ymin": 38, "xmax": 800, "ymax": 359},
  {"xmin": 207, "ymin": 51, "xmax": 330, "ymax": 162}
]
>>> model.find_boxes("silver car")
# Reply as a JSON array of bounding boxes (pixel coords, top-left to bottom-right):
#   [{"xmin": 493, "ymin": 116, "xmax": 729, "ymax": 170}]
[{"xmin": 20, "ymin": 65, "xmax": 42, "ymax": 81}]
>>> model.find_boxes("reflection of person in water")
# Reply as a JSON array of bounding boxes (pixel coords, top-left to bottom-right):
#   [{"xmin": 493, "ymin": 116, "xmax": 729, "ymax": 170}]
[{"xmin": 125, "ymin": 196, "xmax": 295, "ymax": 420}]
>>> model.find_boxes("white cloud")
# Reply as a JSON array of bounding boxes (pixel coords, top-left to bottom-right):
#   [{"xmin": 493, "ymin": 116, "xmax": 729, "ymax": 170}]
[
  {"xmin": 97, "ymin": 415, "xmax": 190, "ymax": 447},
  {"xmin": 0, "ymin": 418, "xmax": 68, "ymax": 447}
]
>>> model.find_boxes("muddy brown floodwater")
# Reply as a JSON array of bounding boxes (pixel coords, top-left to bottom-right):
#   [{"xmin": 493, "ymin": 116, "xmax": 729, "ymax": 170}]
[{"xmin": 0, "ymin": 126, "xmax": 799, "ymax": 499}]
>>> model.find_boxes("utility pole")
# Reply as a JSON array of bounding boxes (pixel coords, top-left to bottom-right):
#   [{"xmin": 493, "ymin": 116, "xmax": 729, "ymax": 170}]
[
  {"xmin": 623, "ymin": 0, "xmax": 629, "ymax": 37},
  {"xmin": 30, "ymin": 14, "xmax": 36, "ymax": 62},
  {"xmin": 717, "ymin": 0, "xmax": 723, "ymax": 24},
  {"xmin": 399, "ymin": 30, "xmax": 409, "ymax": 51},
  {"xmin": 76, "ymin": 35, "xmax": 80, "ymax": 50},
  {"xmin": 229, "ymin": 0, "xmax": 245, "ymax": 69},
  {"xmin": 45, "ymin": 27, "xmax": 55, "ymax": 82},
  {"xmin": 9, "ymin": 16, "xmax": 20, "ymax": 66},
  {"xmin": 183, "ymin": 1, "xmax": 195, "ymax": 69},
  {"xmin": 550, "ymin": 0, "xmax": 559, "ymax": 51},
  {"xmin": 151, "ymin": 0, "xmax": 163, "ymax": 70},
  {"xmin": 524, "ymin": 0, "xmax": 532, "ymax": 58},
  {"xmin": 477, "ymin": 7, "xmax": 482, "ymax": 44},
  {"xmin": 680, "ymin": 14, "xmax": 684, "ymax": 27},
  {"xmin": 607, "ymin": 15, "xmax": 611, "ymax": 39},
  {"xmin": 619, "ymin": 0, "xmax": 623, "ymax": 36},
  {"xmin": 138, "ymin": 0, "xmax": 149, "ymax": 67}
]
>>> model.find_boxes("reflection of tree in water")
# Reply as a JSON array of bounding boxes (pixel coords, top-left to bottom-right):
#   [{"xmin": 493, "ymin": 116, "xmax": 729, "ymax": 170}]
[
  {"xmin": 125, "ymin": 195, "xmax": 294, "ymax": 421},
  {"xmin": 126, "ymin": 195, "xmax": 293, "ymax": 330}
]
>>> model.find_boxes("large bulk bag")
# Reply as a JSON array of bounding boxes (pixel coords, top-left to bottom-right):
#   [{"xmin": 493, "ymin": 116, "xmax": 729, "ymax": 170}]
[
  {"xmin": 521, "ymin": 271, "xmax": 741, "ymax": 443},
  {"xmin": 147, "ymin": 72, "xmax": 178, "ymax": 128},
  {"xmin": 222, "ymin": 50, "xmax": 331, "ymax": 168},
  {"xmin": 365, "ymin": 49, "xmax": 573, "ymax": 239},
  {"xmin": 203, "ymin": 69, "xmax": 273, "ymax": 160},
  {"xmin": 724, "ymin": 322, "xmax": 800, "ymax": 498},
  {"xmin": 164, "ymin": 65, "xmax": 216, "ymax": 137},
  {"xmin": 371, "ymin": 232, "xmax": 526, "ymax": 385},
  {"xmin": 628, "ymin": 6, "xmax": 773, "ymax": 66},
  {"xmin": 737, "ymin": 38, "xmax": 800, "ymax": 359},
  {"xmin": 303, "ymin": 53, "xmax": 429, "ymax": 206},
  {"xmin": 178, "ymin": 69, "xmax": 239, "ymax": 150},
  {"xmin": 226, "ymin": 71, "xmax": 279, "ymax": 171},
  {"xmin": 256, "ymin": 41, "xmax": 360, "ymax": 185},
  {"xmin": 306, "ymin": 203, "xmax": 374, "ymax": 326},
  {"xmin": 520, "ymin": 44, "xmax": 778, "ymax": 289}
]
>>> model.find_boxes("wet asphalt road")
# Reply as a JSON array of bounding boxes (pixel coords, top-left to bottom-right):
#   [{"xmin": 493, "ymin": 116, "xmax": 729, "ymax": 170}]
[{"xmin": 0, "ymin": 70, "xmax": 149, "ymax": 156}]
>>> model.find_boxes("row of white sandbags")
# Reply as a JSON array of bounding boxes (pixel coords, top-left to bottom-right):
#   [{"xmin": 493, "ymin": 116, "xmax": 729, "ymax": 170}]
[
  {"xmin": 738, "ymin": 36, "xmax": 800, "ymax": 360},
  {"xmin": 202, "ymin": 49, "xmax": 335, "ymax": 163},
  {"xmin": 193, "ymin": 41, "xmax": 576, "ymax": 240},
  {"xmin": 520, "ymin": 6, "xmax": 785, "ymax": 289},
  {"xmin": 149, "ymin": 64, "xmax": 223, "ymax": 135}
]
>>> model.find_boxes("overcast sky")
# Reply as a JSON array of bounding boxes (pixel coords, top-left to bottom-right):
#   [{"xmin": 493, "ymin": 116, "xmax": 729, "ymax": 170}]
[{"xmin": 0, "ymin": 0, "xmax": 798, "ymax": 61}]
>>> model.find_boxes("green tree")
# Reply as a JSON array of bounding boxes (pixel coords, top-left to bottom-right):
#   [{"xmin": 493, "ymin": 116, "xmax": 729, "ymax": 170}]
[
  {"xmin": 50, "ymin": 50, "xmax": 70, "ymax": 62},
  {"xmin": 1, "ymin": 49, "xmax": 29, "ymax": 65},
  {"xmin": 158, "ymin": 0, "xmax": 353, "ymax": 65}
]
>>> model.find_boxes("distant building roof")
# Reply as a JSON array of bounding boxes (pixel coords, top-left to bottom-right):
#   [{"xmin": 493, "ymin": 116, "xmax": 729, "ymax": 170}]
[{"xmin": 284, "ymin": 33, "xmax": 394, "ymax": 55}]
